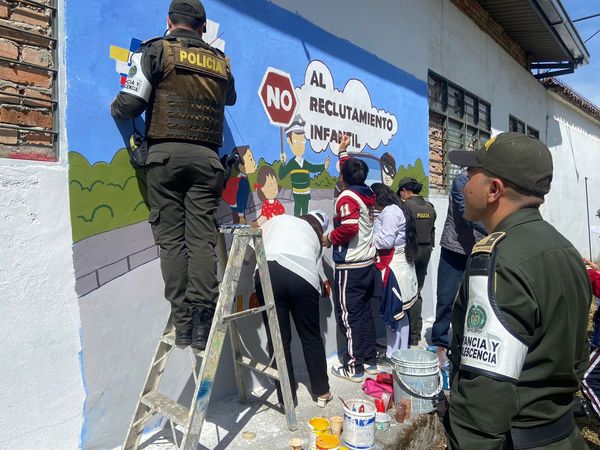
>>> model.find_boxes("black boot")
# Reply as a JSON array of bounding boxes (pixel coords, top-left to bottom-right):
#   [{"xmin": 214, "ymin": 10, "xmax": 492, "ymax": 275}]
[
  {"xmin": 192, "ymin": 309, "xmax": 213, "ymax": 351},
  {"xmin": 175, "ymin": 328, "xmax": 192, "ymax": 348}
]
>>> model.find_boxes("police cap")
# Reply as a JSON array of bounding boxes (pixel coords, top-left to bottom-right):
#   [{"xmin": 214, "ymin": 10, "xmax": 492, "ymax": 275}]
[
  {"xmin": 448, "ymin": 132, "xmax": 553, "ymax": 196},
  {"xmin": 398, "ymin": 177, "xmax": 418, "ymax": 190},
  {"xmin": 169, "ymin": 0, "xmax": 206, "ymax": 21}
]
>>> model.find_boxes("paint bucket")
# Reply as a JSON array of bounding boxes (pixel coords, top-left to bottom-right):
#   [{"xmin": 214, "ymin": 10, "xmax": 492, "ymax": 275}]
[
  {"xmin": 308, "ymin": 417, "xmax": 331, "ymax": 450},
  {"xmin": 316, "ymin": 433, "xmax": 340, "ymax": 450},
  {"xmin": 375, "ymin": 412, "xmax": 391, "ymax": 431},
  {"xmin": 329, "ymin": 415, "xmax": 343, "ymax": 437},
  {"xmin": 342, "ymin": 399, "xmax": 376, "ymax": 450},
  {"xmin": 289, "ymin": 437, "xmax": 304, "ymax": 450},
  {"xmin": 391, "ymin": 349, "xmax": 443, "ymax": 415}
]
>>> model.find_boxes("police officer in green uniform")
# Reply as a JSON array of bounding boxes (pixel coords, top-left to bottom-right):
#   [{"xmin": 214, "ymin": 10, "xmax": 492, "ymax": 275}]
[
  {"xmin": 398, "ymin": 177, "xmax": 436, "ymax": 347},
  {"xmin": 111, "ymin": 0, "xmax": 236, "ymax": 350},
  {"xmin": 440, "ymin": 133, "xmax": 591, "ymax": 449}
]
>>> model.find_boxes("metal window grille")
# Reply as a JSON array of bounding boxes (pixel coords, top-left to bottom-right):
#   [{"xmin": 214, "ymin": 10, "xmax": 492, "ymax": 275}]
[{"xmin": 428, "ymin": 71, "xmax": 491, "ymax": 192}]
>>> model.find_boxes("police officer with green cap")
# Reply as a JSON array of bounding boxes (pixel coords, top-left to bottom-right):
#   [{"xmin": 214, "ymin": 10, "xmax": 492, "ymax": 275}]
[
  {"xmin": 111, "ymin": 0, "xmax": 236, "ymax": 350},
  {"xmin": 439, "ymin": 132, "xmax": 591, "ymax": 449},
  {"xmin": 397, "ymin": 177, "xmax": 436, "ymax": 347}
]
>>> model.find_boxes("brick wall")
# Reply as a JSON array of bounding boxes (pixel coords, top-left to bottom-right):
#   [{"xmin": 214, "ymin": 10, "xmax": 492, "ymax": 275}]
[
  {"xmin": 0, "ymin": 0, "xmax": 56, "ymax": 161},
  {"xmin": 449, "ymin": 0, "xmax": 527, "ymax": 68},
  {"xmin": 428, "ymin": 112, "xmax": 445, "ymax": 191}
]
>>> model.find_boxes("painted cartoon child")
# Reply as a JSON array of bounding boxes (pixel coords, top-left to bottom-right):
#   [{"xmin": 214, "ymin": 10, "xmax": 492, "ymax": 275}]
[
  {"xmin": 279, "ymin": 114, "xmax": 330, "ymax": 216},
  {"xmin": 223, "ymin": 145, "xmax": 257, "ymax": 224},
  {"xmin": 380, "ymin": 152, "xmax": 397, "ymax": 187},
  {"xmin": 253, "ymin": 165, "xmax": 285, "ymax": 226}
]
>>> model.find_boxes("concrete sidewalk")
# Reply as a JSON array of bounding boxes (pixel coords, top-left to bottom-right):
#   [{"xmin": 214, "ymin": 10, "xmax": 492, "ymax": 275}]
[{"xmin": 126, "ymin": 357, "xmax": 419, "ymax": 450}]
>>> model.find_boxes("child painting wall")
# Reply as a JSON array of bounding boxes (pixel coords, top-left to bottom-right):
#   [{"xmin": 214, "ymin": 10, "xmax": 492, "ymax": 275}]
[{"xmin": 66, "ymin": 0, "xmax": 428, "ymax": 447}]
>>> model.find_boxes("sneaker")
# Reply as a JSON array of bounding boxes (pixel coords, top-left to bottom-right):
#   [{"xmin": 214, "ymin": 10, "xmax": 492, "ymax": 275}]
[
  {"xmin": 330, "ymin": 365, "xmax": 364, "ymax": 383},
  {"xmin": 364, "ymin": 363, "xmax": 378, "ymax": 375}
]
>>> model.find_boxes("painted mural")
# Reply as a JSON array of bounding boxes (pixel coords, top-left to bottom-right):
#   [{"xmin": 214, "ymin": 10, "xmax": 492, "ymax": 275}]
[{"xmin": 66, "ymin": 0, "xmax": 428, "ymax": 447}]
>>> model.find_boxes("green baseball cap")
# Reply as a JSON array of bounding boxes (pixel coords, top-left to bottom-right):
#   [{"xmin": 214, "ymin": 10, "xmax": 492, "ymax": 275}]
[
  {"xmin": 448, "ymin": 132, "xmax": 553, "ymax": 196},
  {"xmin": 169, "ymin": 0, "xmax": 206, "ymax": 20}
]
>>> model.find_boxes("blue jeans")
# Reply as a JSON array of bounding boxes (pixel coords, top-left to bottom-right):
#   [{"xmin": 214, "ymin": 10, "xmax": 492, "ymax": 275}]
[{"xmin": 431, "ymin": 247, "xmax": 469, "ymax": 348}]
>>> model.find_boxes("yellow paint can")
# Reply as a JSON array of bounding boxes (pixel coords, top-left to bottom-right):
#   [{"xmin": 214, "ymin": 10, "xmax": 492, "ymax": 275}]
[
  {"xmin": 308, "ymin": 417, "xmax": 331, "ymax": 450},
  {"xmin": 316, "ymin": 433, "xmax": 340, "ymax": 450}
]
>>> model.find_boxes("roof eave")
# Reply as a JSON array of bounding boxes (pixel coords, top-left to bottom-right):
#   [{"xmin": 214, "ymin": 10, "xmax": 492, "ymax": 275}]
[{"xmin": 533, "ymin": 0, "xmax": 590, "ymax": 66}]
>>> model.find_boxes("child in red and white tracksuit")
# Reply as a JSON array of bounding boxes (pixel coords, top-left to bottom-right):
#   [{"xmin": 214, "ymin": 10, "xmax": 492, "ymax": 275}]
[
  {"xmin": 582, "ymin": 258, "xmax": 600, "ymax": 420},
  {"xmin": 324, "ymin": 136, "xmax": 377, "ymax": 381}
]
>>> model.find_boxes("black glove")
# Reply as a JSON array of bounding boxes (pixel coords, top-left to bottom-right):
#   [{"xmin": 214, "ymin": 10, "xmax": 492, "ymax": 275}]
[
  {"xmin": 127, "ymin": 130, "xmax": 149, "ymax": 169},
  {"xmin": 433, "ymin": 390, "xmax": 449, "ymax": 424}
]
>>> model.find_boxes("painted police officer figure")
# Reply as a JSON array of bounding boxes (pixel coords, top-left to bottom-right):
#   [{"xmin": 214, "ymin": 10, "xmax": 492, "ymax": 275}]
[
  {"xmin": 442, "ymin": 133, "xmax": 591, "ymax": 450},
  {"xmin": 111, "ymin": 0, "xmax": 236, "ymax": 350},
  {"xmin": 279, "ymin": 114, "xmax": 330, "ymax": 216}
]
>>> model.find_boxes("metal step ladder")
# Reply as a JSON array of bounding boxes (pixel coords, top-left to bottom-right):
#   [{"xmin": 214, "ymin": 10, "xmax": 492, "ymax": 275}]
[{"xmin": 122, "ymin": 226, "xmax": 297, "ymax": 450}]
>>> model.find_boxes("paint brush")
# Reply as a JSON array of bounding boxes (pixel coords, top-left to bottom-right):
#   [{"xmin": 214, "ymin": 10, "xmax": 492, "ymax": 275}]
[{"xmin": 338, "ymin": 396, "xmax": 351, "ymax": 410}]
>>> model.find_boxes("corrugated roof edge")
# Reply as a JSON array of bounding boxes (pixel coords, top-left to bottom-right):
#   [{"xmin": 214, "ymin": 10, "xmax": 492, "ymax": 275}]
[{"xmin": 543, "ymin": 77, "xmax": 600, "ymax": 123}]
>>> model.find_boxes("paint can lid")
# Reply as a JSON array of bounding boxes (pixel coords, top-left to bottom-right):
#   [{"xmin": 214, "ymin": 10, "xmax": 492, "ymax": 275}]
[{"xmin": 316, "ymin": 433, "xmax": 340, "ymax": 449}]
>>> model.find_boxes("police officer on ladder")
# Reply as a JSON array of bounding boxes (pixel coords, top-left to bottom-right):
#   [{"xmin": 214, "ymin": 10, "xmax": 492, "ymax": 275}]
[
  {"xmin": 397, "ymin": 177, "xmax": 436, "ymax": 347},
  {"xmin": 111, "ymin": 0, "xmax": 236, "ymax": 350},
  {"xmin": 440, "ymin": 132, "xmax": 591, "ymax": 449}
]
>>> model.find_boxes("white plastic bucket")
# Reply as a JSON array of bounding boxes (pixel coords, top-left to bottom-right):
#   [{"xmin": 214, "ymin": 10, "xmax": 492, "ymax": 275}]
[
  {"xmin": 391, "ymin": 349, "xmax": 442, "ymax": 414},
  {"xmin": 342, "ymin": 399, "xmax": 376, "ymax": 450}
]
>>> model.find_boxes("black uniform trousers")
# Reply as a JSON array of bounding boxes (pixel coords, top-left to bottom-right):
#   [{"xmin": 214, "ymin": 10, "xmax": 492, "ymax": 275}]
[
  {"xmin": 256, "ymin": 261, "xmax": 330, "ymax": 402},
  {"xmin": 146, "ymin": 142, "xmax": 224, "ymax": 330},
  {"xmin": 408, "ymin": 244, "xmax": 433, "ymax": 346},
  {"xmin": 334, "ymin": 264, "xmax": 376, "ymax": 375}
]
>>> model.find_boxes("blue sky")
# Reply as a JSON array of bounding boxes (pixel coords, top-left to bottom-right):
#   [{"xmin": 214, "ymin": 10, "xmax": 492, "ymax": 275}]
[{"xmin": 561, "ymin": 0, "xmax": 600, "ymax": 106}]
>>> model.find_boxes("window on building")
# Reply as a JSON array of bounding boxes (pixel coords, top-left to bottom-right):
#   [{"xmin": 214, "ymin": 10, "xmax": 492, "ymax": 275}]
[
  {"xmin": 526, "ymin": 125, "xmax": 539, "ymax": 139},
  {"xmin": 428, "ymin": 71, "xmax": 491, "ymax": 192},
  {"xmin": 509, "ymin": 116, "xmax": 540, "ymax": 139},
  {"xmin": 509, "ymin": 115, "xmax": 526, "ymax": 134}
]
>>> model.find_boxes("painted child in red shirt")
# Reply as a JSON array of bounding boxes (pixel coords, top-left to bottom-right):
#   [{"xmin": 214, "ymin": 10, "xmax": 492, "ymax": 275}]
[{"xmin": 254, "ymin": 165, "xmax": 285, "ymax": 226}]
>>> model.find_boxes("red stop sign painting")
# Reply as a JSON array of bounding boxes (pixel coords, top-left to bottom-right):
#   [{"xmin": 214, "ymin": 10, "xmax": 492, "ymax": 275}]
[{"xmin": 258, "ymin": 68, "xmax": 298, "ymax": 127}]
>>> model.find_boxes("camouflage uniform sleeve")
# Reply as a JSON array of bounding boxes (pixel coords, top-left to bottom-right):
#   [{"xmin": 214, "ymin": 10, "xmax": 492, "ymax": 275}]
[{"xmin": 447, "ymin": 256, "xmax": 537, "ymax": 450}]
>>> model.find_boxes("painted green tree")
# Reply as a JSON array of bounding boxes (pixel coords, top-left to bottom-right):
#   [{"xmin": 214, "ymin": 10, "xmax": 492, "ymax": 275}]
[{"xmin": 390, "ymin": 158, "xmax": 429, "ymax": 197}]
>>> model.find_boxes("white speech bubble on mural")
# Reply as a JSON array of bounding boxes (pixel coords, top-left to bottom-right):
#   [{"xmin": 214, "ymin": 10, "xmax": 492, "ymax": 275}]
[{"xmin": 295, "ymin": 60, "xmax": 398, "ymax": 154}]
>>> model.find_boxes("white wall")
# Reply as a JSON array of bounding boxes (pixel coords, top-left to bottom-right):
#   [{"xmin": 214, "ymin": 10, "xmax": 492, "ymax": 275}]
[
  {"xmin": 272, "ymin": 0, "xmax": 429, "ymax": 82},
  {"xmin": 0, "ymin": 166, "xmax": 84, "ymax": 449},
  {"xmin": 427, "ymin": 0, "xmax": 547, "ymax": 138},
  {"xmin": 0, "ymin": 1, "xmax": 85, "ymax": 448},
  {"xmin": 545, "ymin": 92, "xmax": 600, "ymax": 261}
]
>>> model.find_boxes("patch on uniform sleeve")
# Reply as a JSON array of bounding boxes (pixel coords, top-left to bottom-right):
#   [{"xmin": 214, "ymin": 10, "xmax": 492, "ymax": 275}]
[
  {"xmin": 460, "ymin": 275, "xmax": 528, "ymax": 382},
  {"xmin": 121, "ymin": 52, "xmax": 152, "ymax": 102},
  {"xmin": 472, "ymin": 232, "xmax": 506, "ymax": 254}
]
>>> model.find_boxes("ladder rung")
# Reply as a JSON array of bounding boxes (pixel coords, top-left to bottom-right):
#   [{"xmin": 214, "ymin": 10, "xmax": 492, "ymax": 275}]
[
  {"xmin": 222, "ymin": 305, "xmax": 272, "ymax": 323},
  {"xmin": 141, "ymin": 391, "xmax": 189, "ymax": 427},
  {"xmin": 161, "ymin": 332, "xmax": 176, "ymax": 346},
  {"xmin": 237, "ymin": 356, "xmax": 280, "ymax": 380},
  {"xmin": 160, "ymin": 333, "xmax": 206, "ymax": 357}
]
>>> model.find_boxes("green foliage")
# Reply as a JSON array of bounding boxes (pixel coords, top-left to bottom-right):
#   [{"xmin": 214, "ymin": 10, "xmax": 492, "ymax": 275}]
[
  {"xmin": 390, "ymin": 158, "xmax": 429, "ymax": 197},
  {"xmin": 310, "ymin": 170, "xmax": 338, "ymax": 189},
  {"xmin": 270, "ymin": 159, "xmax": 292, "ymax": 189},
  {"xmin": 69, "ymin": 150, "xmax": 149, "ymax": 242}
]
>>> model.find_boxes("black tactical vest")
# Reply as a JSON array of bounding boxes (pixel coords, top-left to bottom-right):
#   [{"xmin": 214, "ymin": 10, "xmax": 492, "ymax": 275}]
[
  {"xmin": 405, "ymin": 196, "xmax": 436, "ymax": 246},
  {"xmin": 147, "ymin": 38, "xmax": 229, "ymax": 147}
]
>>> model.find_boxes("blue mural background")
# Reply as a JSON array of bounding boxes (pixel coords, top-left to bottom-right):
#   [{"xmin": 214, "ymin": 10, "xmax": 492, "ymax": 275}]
[
  {"xmin": 67, "ymin": 2, "xmax": 429, "ymax": 448},
  {"xmin": 67, "ymin": 0, "xmax": 427, "ymax": 166}
]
